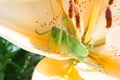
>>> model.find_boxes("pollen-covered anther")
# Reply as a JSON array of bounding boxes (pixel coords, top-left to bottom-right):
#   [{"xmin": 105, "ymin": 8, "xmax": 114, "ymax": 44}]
[
  {"xmin": 105, "ymin": 6, "xmax": 112, "ymax": 28},
  {"xmin": 74, "ymin": 0, "xmax": 79, "ymax": 4},
  {"xmin": 68, "ymin": 0, "xmax": 80, "ymax": 28},
  {"xmin": 108, "ymin": 0, "xmax": 114, "ymax": 5},
  {"xmin": 74, "ymin": 6, "xmax": 80, "ymax": 28},
  {"xmin": 69, "ymin": 0, "xmax": 74, "ymax": 18}
]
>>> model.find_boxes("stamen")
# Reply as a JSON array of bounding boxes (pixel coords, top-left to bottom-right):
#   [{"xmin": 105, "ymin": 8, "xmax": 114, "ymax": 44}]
[
  {"xmin": 105, "ymin": 6, "xmax": 112, "ymax": 28},
  {"xmin": 69, "ymin": 0, "xmax": 74, "ymax": 18},
  {"xmin": 74, "ymin": 0, "xmax": 79, "ymax": 4},
  {"xmin": 74, "ymin": 7, "xmax": 80, "ymax": 28},
  {"xmin": 108, "ymin": 0, "xmax": 114, "ymax": 5},
  {"xmin": 68, "ymin": 0, "xmax": 80, "ymax": 28}
]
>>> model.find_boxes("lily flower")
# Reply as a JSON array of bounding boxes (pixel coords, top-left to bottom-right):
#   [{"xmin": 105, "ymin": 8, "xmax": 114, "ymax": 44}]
[{"xmin": 0, "ymin": 0, "xmax": 120, "ymax": 80}]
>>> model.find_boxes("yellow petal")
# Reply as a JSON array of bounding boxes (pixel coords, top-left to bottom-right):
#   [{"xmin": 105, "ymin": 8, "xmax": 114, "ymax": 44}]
[
  {"xmin": 83, "ymin": 0, "xmax": 108, "ymax": 43},
  {"xmin": 32, "ymin": 57, "xmax": 83, "ymax": 80},
  {"xmin": 0, "ymin": 0, "xmax": 69, "ymax": 60}
]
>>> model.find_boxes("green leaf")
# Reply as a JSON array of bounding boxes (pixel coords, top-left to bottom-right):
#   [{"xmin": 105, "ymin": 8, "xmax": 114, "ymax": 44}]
[
  {"xmin": 0, "ymin": 63, "xmax": 3, "ymax": 70},
  {"xmin": 0, "ymin": 37, "xmax": 44, "ymax": 80},
  {"xmin": 0, "ymin": 72, "xmax": 4, "ymax": 80},
  {"xmin": 6, "ymin": 61, "xmax": 21, "ymax": 70}
]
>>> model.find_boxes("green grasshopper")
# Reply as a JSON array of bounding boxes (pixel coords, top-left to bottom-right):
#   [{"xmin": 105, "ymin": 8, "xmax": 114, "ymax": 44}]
[{"xmin": 36, "ymin": 17, "xmax": 101, "ymax": 68}]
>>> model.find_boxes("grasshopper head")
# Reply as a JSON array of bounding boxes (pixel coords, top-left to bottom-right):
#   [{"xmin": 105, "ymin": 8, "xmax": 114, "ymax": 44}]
[{"xmin": 51, "ymin": 27, "xmax": 60, "ymax": 39}]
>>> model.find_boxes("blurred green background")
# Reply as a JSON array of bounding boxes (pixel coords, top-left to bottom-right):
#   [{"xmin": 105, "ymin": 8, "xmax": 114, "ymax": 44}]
[{"xmin": 0, "ymin": 37, "xmax": 44, "ymax": 80}]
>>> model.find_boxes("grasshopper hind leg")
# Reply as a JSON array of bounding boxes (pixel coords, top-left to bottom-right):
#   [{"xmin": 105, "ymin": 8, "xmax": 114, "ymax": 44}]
[
  {"xmin": 45, "ymin": 38, "xmax": 54, "ymax": 52},
  {"xmin": 78, "ymin": 57, "xmax": 103, "ymax": 69}
]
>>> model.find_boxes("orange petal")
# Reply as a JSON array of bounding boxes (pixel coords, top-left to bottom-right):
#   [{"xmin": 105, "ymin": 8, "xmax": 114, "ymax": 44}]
[
  {"xmin": 32, "ymin": 57, "xmax": 118, "ymax": 80},
  {"xmin": 89, "ymin": 52, "xmax": 120, "ymax": 79},
  {"xmin": 0, "ymin": 0, "xmax": 69, "ymax": 60},
  {"xmin": 32, "ymin": 57, "xmax": 83, "ymax": 80},
  {"xmin": 88, "ymin": 26, "xmax": 120, "ymax": 79},
  {"xmin": 106, "ymin": 26, "xmax": 120, "ymax": 61}
]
